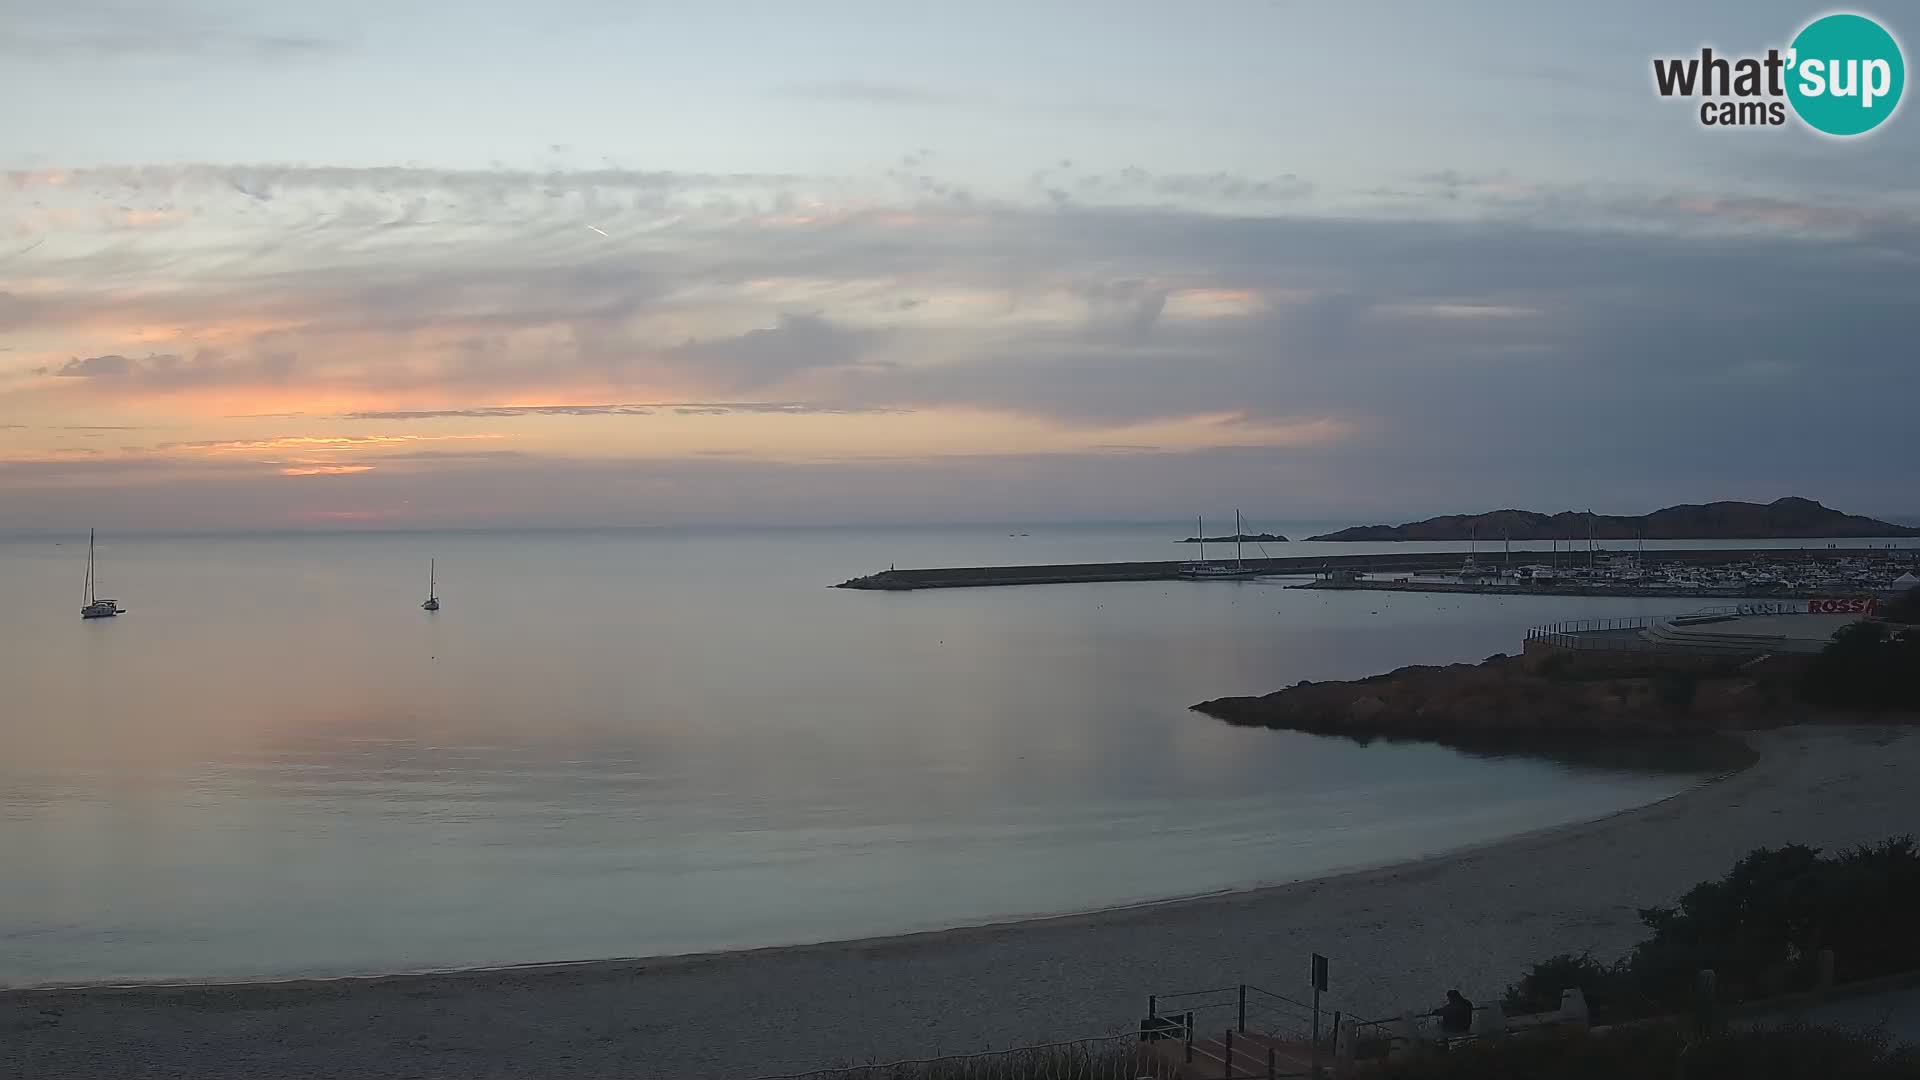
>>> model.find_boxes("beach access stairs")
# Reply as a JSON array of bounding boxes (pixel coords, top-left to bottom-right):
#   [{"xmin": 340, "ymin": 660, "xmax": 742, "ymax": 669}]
[{"xmin": 1139, "ymin": 984, "xmax": 1332, "ymax": 1078}]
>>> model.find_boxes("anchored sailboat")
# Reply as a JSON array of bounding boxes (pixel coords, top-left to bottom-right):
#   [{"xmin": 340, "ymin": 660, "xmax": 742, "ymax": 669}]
[
  {"xmin": 80, "ymin": 529, "xmax": 123, "ymax": 619},
  {"xmin": 422, "ymin": 559, "xmax": 440, "ymax": 611},
  {"xmin": 1180, "ymin": 510, "xmax": 1263, "ymax": 579}
]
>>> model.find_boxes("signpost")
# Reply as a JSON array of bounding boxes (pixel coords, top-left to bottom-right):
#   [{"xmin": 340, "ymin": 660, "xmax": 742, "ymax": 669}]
[
  {"xmin": 1311, "ymin": 953, "xmax": 1329, "ymax": 1078},
  {"xmin": 1732, "ymin": 596, "xmax": 1879, "ymax": 617}
]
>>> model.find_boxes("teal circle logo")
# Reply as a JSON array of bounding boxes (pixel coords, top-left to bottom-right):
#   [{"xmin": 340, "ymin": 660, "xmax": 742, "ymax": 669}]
[{"xmin": 1787, "ymin": 13, "xmax": 1905, "ymax": 136}]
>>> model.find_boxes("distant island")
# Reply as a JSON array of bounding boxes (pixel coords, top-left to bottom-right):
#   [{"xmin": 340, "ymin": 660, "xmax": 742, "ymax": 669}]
[
  {"xmin": 1178, "ymin": 532, "xmax": 1287, "ymax": 544},
  {"xmin": 1305, "ymin": 497, "xmax": 1919, "ymax": 542}
]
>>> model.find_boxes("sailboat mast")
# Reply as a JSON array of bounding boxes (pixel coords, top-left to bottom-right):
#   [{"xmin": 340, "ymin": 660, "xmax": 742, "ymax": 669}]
[
  {"xmin": 1197, "ymin": 516, "xmax": 1206, "ymax": 564},
  {"xmin": 1235, "ymin": 509, "xmax": 1243, "ymax": 570},
  {"xmin": 429, "ymin": 558, "xmax": 436, "ymax": 599},
  {"xmin": 85, "ymin": 528, "xmax": 95, "ymax": 605}
]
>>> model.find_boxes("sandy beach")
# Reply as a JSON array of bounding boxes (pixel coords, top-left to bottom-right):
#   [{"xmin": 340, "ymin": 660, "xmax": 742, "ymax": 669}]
[{"xmin": 5, "ymin": 725, "xmax": 1916, "ymax": 1080}]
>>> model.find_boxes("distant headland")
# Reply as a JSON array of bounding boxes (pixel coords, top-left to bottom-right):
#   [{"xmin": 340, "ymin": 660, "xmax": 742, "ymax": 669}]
[
  {"xmin": 1305, "ymin": 497, "xmax": 1919, "ymax": 542},
  {"xmin": 1178, "ymin": 531, "xmax": 1288, "ymax": 544}
]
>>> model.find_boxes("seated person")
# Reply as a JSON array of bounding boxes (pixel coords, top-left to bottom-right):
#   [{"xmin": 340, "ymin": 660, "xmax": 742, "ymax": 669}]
[{"xmin": 1429, "ymin": 989, "xmax": 1473, "ymax": 1035}]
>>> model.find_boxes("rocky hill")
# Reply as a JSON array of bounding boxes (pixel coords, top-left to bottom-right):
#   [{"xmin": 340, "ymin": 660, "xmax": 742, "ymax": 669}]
[{"xmin": 1306, "ymin": 498, "xmax": 1918, "ymax": 542}]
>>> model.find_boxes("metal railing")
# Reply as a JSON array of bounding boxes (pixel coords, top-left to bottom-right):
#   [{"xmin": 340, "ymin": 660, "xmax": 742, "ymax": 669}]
[
  {"xmin": 1342, "ymin": 1003, "xmax": 1585, "ymax": 1061},
  {"xmin": 1146, "ymin": 983, "xmax": 1318, "ymax": 1042},
  {"xmin": 1523, "ymin": 602, "xmax": 1837, "ymax": 653},
  {"xmin": 1524, "ymin": 615, "xmax": 1664, "ymax": 651}
]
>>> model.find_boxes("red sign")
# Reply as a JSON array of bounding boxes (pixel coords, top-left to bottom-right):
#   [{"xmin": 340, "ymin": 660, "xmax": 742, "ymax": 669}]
[{"xmin": 1809, "ymin": 596, "xmax": 1879, "ymax": 615}]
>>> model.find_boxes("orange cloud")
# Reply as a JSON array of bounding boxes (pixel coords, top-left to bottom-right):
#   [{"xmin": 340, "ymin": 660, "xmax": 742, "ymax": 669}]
[
  {"xmin": 168, "ymin": 434, "xmax": 507, "ymax": 454},
  {"xmin": 118, "ymin": 209, "xmax": 191, "ymax": 228},
  {"xmin": 280, "ymin": 464, "xmax": 374, "ymax": 476}
]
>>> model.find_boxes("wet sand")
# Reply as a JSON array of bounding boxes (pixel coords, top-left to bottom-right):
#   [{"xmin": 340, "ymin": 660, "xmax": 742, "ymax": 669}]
[{"xmin": 5, "ymin": 725, "xmax": 1915, "ymax": 1080}]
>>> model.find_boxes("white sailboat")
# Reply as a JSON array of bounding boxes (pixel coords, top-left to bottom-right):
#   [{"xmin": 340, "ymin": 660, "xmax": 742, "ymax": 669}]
[
  {"xmin": 1180, "ymin": 510, "xmax": 1262, "ymax": 579},
  {"xmin": 422, "ymin": 559, "xmax": 440, "ymax": 612},
  {"xmin": 80, "ymin": 529, "xmax": 123, "ymax": 619},
  {"xmin": 1457, "ymin": 525, "xmax": 1483, "ymax": 579}
]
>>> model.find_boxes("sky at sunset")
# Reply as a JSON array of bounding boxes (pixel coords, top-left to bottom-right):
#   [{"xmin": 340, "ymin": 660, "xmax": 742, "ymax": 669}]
[{"xmin": 4, "ymin": 0, "xmax": 1917, "ymax": 530}]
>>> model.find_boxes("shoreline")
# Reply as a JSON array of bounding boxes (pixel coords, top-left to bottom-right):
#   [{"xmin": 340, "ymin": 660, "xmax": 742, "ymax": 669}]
[
  {"xmin": 11, "ymin": 734, "xmax": 1750, "ymax": 997},
  {"xmin": 8, "ymin": 725, "xmax": 1915, "ymax": 1080},
  {"xmin": 10, "ymin": 745, "xmax": 1752, "ymax": 998}
]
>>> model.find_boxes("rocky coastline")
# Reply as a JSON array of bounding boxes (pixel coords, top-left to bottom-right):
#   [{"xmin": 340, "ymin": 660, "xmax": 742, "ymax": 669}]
[{"xmin": 1192, "ymin": 650, "xmax": 1804, "ymax": 746}]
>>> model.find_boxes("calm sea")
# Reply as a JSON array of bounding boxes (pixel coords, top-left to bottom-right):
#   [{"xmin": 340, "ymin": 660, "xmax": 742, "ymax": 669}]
[{"xmin": 2, "ymin": 523, "xmax": 1904, "ymax": 986}]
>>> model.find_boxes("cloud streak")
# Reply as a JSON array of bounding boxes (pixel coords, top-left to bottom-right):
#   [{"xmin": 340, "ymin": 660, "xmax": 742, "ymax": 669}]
[
  {"xmin": 280, "ymin": 464, "xmax": 374, "ymax": 476},
  {"xmin": 153, "ymin": 434, "xmax": 508, "ymax": 454},
  {"xmin": 776, "ymin": 81, "xmax": 966, "ymax": 106},
  {"xmin": 332, "ymin": 402, "xmax": 910, "ymax": 420},
  {"xmin": 1, "ymin": 3, "xmax": 349, "ymax": 61}
]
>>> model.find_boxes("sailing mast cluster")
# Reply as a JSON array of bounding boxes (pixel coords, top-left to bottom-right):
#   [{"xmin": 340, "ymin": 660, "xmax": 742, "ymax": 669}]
[
  {"xmin": 79, "ymin": 531, "xmax": 445, "ymax": 619},
  {"xmin": 1179, "ymin": 509, "xmax": 1265, "ymax": 579}
]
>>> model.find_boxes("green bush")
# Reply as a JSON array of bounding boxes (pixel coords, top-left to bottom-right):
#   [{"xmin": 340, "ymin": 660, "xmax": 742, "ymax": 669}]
[
  {"xmin": 1657, "ymin": 672, "xmax": 1700, "ymax": 709},
  {"xmin": 1628, "ymin": 843, "xmax": 1828, "ymax": 1009},
  {"xmin": 1369, "ymin": 1024, "xmax": 1919, "ymax": 1080},
  {"xmin": 1800, "ymin": 622, "xmax": 1920, "ymax": 710},
  {"xmin": 1498, "ymin": 838, "xmax": 1920, "ymax": 1025},
  {"xmin": 1885, "ymin": 586, "xmax": 1920, "ymax": 625},
  {"xmin": 1679, "ymin": 1023, "xmax": 1914, "ymax": 1080},
  {"xmin": 1502, "ymin": 953, "xmax": 1638, "ymax": 1021}
]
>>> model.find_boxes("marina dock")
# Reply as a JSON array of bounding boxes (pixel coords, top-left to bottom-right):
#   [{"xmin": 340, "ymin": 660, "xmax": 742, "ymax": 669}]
[
  {"xmin": 1285, "ymin": 577, "xmax": 1898, "ymax": 601},
  {"xmin": 834, "ymin": 546, "xmax": 1912, "ymax": 592}
]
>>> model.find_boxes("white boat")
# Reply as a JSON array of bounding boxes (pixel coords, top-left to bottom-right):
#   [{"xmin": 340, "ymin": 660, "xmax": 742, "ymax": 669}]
[
  {"xmin": 1180, "ymin": 510, "xmax": 1263, "ymax": 579},
  {"xmin": 422, "ymin": 558, "xmax": 441, "ymax": 611},
  {"xmin": 1456, "ymin": 526, "xmax": 1487, "ymax": 579},
  {"xmin": 80, "ymin": 529, "xmax": 123, "ymax": 619}
]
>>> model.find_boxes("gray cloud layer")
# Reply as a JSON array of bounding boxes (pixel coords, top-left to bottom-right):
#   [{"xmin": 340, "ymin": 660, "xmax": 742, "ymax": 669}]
[{"xmin": 9, "ymin": 162, "xmax": 1919, "ymax": 522}]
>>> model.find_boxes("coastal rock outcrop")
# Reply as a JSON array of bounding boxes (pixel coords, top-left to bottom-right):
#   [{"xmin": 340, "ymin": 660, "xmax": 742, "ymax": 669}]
[{"xmin": 1192, "ymin": 653, "xmax": 1797, "ymax": 743}]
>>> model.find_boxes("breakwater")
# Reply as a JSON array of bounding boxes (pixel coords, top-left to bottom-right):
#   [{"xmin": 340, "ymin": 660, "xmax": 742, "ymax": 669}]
[{"xmin": 833, "ymin": 547, "xmax": 1904, "ymax": 591}]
